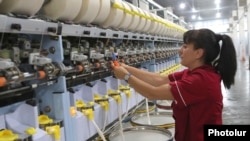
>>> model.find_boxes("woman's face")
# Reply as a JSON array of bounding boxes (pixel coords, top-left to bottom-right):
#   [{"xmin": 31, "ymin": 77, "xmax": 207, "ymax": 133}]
[{"xmin": 179, "ymin": 43, "xmax": 203, "ymax": 68}]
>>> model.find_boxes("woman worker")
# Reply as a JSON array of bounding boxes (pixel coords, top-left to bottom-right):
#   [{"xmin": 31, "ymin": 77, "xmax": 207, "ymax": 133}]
[{"xmin": 111, "ymin": 28, "xmax": 237, "ymax": 141}]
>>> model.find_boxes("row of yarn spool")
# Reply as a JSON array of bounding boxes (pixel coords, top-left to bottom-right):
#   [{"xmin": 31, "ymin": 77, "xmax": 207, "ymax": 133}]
[{"xmin": 0, "ymin": 0, "xmax": 186, "ymax": 38}]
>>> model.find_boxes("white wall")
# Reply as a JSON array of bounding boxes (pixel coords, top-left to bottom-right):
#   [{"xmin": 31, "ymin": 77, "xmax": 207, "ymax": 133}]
[
  {"xmin": 191, "ymin": 17, "xmax": 249, "ymax": 57},
  {"xmin": 191, "ymin": 19, "xmax": 230, "ymax": 33}
]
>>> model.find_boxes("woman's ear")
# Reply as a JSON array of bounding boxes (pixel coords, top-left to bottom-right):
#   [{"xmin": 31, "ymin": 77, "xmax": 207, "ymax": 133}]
[{"xmin": 195, "ymin": 48, "xmax": 204, "ymax": 59}]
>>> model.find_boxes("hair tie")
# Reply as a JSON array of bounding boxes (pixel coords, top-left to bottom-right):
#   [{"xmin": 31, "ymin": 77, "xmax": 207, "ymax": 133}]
[{"xmin": 216, "ymin": 34, "xmax": 223, "ymax": 42}]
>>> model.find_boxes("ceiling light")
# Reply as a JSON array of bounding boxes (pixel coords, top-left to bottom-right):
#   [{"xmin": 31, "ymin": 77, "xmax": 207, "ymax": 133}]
[
  {"xmin": 216, "ymin": 12, "xmax": 221, "ymax": 18},
  {"xmin": 198, "ymin": 16, "xmax": 202, "ymax": 20},
  {"xmin": 214, "ymin": 0, "xmax": 221, "ymax": 4},
  {"xmin": 191, "ymin": 15, "xmax": 196, "ymax": 19},
  {"xmin": 192, "ymin": 8, "xmax": 197, "ymax": 12},
  {"xmin": 180, "ymin": 2, "xmax": 186, "ymax": 9},
  {"xmin": 216, "ymin": 4, "xmax": 220, "ymax": 9}
]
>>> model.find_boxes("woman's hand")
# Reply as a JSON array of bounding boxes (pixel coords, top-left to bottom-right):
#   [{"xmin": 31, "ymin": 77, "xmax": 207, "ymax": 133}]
[
  {"xmin": 110, "ymin": 61, "xmax": 129, "ymax": 80},
  {"xmin": 120, "ymin": 62, "xmax": 128, "ymax": 68}
]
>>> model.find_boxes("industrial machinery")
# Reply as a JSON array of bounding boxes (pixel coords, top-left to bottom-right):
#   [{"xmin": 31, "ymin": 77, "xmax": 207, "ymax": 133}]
[{"xmin": 0, "ymin": 0, "xmax": 185, "ymax": 140}]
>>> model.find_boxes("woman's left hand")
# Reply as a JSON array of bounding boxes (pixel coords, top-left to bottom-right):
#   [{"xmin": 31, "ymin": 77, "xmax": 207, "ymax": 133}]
[{"xmin": 110, "ymin": 61, "xmax": 130, "ymax": 80}]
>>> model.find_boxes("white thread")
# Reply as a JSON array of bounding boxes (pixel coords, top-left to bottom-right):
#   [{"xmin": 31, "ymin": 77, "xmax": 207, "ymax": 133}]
[
  {"xmin": 145, "ymin": 98, "xmax": 151, "ymax": 125},
  {"xmin": 92, "ymin": 120, "xmax": 107, "ymax": 141}
]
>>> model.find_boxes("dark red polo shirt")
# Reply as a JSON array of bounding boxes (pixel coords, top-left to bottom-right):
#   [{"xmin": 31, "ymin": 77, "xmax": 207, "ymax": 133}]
[{"xmin": 168, "ymin": 65, "xmax": 223, "ymax": 141}]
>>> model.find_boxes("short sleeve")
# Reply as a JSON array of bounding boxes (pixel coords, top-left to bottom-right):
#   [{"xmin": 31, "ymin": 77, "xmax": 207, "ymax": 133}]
[
  {"xmin": 169, "ymin": 71, "xmax": 208, "ymax": 108},
  {"xmin": 168, "ymin": 70, "xmax": 185, "ymax": 82}
]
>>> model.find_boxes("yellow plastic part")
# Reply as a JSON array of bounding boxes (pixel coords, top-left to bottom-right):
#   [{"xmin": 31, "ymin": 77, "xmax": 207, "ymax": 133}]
[
  {"xmin": 113, "ymin": 95, "xmax": 121, "ymax": 104},
  {"xmin": 108, "ymin": 89, "xmax": 121, "ymax": 95},
  {"xmin": 82, "ymin": 108, "xmax": 94, "ymax": 120},
  {"xmin": 76, "ymin": 100, "xmax": 86, "ymax": 108},
  {"xmin": 46, "ymin": 125, "xmax": 60, "ymax": 140},
  {"xmin": 75, "ymin": 99, "xmax": 95, "ymax": 120},
  {"xmin": 94, "ymin": 94, "xmax": 109, "ymax": 111},
  {"xmin": 88, "ymin": 101, "xmax": 94, "ymax": 106},
  {"xmin": 108, "ymin": 89, "xmax": 121, "ymax": 104},
  {"xmin": 123, "ymin": 90, "xmax": 131, "ymax": 98},
  {"xmin": 118, "ymin": 84, "xmax": 125, "ymax": 90},
  {"xmin": 94, "ymin": 94, "xmax": 101, "ymax": 100},
  {"xmin": 0, "ymin": 129, "xmax": 19, "ymax": 141},
  {"xmin": 38, "ymin": 115, "xmax": 53, "ymax": 125},
  {"xmin": 119, "ymin": 84, "xmax": 131, "ymax": 98},
  {"xmin": 25, "ymin": 127, "xmax": 36, "ymax": 135},
  {"xmin": 100, "ymin": 101, "xmax": 109, "ymax": 111},
  {"xmin": 119, "ymin": 84, "xmax": 130, "ymax": 90},
  {"xmin": 70, "ymin": 106, "xmax": 77, "ymax": 117}
]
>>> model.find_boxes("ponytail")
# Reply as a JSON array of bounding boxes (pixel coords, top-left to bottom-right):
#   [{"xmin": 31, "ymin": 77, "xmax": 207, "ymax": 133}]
[
  {"xmin": 216, "ymin": 35, "xmax": 237, "ymax": 89},
  {"xmin": 183, "ymin": 29, "xmax": 237, "ymax": 89}
]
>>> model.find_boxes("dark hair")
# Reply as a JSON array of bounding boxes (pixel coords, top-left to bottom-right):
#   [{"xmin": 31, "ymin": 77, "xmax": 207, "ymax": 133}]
[{"xmin": 183, "ymin": 28, "xmax": 237, "ymax": 89}]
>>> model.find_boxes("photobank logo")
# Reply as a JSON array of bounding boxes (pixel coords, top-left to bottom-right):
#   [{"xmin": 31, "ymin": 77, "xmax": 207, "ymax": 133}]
[{"xmin": 204, "ymin": 125, "xmax": 250, "ymax": 141}]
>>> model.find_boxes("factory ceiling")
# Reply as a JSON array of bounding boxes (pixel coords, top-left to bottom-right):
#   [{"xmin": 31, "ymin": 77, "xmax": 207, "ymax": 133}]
[{"xmin": 152, "ymin": 0, "xmax": 239, "ymax": 23}]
